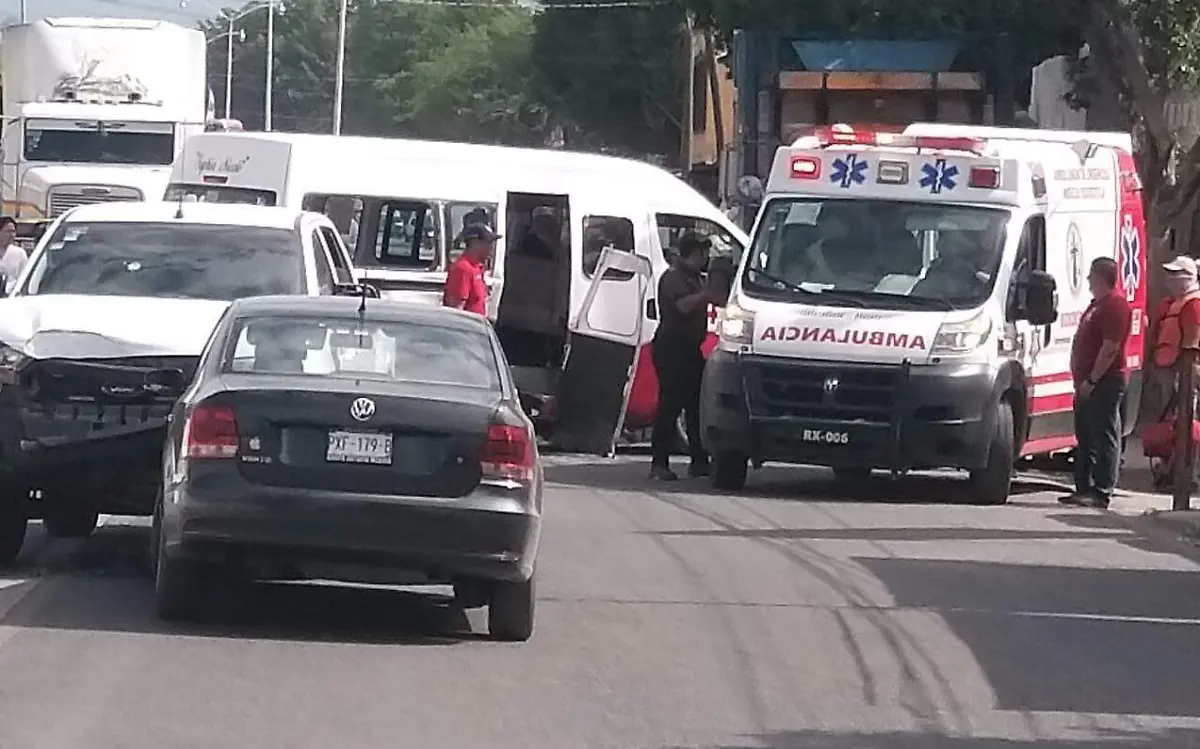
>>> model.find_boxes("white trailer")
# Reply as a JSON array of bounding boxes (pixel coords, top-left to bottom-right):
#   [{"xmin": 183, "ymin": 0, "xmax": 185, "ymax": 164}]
[{"xmin": 1, "ymin": 17, "xmax": 208, "ymax": 218}]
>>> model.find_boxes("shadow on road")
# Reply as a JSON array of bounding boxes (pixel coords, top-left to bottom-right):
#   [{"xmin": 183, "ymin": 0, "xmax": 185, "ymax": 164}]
[
  {"xmin": 0, "ymin": 523, "xmax": 482, "ymax": 646},
  {"xmin": 545, "ymin": 459, "xmax": 1069, "ymax": 505},
  {"xmin": 667, "ymin": 727, "xmax": 1200, "ymax": 748},
  {"xmin": 857, "ymin": 556, "xmax": 1200, "ymax": 718}
]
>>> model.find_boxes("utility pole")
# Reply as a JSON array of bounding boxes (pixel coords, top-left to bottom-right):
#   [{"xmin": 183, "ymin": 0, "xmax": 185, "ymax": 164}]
[
  {"xmin": 333, "ymin": 0, "xmax": 348, "ymax": 135},
  {"xmin": 265, "ymin": 0, "xmax": 275, "ymax": 131},
  {"xmin": 1173, "ymin": 348, "xmax": 1197, "ymax": 510},
  {"xmin": 679, "ymin": 12, "xmax": 695, "ymax": 182},
  {"xmin": 19, "ymin": 0, "xmax": 26, "ymax": 23},
  {"xmin": 224, "ymin": 18, "xmax": 235, "ymax": 119}
]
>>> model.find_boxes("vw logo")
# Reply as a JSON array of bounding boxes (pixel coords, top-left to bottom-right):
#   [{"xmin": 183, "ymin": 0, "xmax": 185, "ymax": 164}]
[{"xmin": 349, "ymin": 397, "xmax": 376, "ymax": 422}]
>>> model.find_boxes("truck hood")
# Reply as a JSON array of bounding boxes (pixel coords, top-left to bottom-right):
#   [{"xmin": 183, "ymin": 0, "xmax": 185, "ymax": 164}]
[
  {"xmin": 748, "ymin": 303, "xmax": 947, "ymax": 364},
  {"xmin": 23, "ymin": 165, "xmax": 172, "ymax": 198},
  {"xmin": 0, "ymin": 295, "xmax": 230, "ymax": 359}
]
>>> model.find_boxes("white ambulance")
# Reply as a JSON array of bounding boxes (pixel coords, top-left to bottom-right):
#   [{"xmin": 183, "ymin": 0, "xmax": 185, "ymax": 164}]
[{"xmin": 701, "ymin": 125, "xmax": 1148, "ymax": 503}]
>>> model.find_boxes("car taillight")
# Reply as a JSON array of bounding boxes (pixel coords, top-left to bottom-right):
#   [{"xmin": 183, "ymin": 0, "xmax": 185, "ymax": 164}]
[
  {"xmin": 182, "ymin": 404, "xmax": 239, "ymax": 459},
  {"xmin": 481, "ymin": 423, "xmax": 534, "ymax": 483}
]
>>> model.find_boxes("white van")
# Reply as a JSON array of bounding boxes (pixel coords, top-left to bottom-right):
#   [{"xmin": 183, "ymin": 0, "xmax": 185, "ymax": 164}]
[
  {"xmin": 165, "ymin": 132, "xmax": 749, "ymax": 454},
  {"xmin": 701, "ymin": 125, "xmax": 1149, "ymax": 502}
]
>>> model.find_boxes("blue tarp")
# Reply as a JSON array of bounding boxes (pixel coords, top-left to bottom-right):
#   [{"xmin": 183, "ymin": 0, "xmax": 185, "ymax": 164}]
[{"xmin": 790, "ymin": 40, "xmax": 960, "ymax": 73}]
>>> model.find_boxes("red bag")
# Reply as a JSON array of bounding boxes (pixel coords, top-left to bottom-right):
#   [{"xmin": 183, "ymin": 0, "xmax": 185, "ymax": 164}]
[{"xmin": 1141, "ymin": 414, "xmax": 1200, "ymax": 459}]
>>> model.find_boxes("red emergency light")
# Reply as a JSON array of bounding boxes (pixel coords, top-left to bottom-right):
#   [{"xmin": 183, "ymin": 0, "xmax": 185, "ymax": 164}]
[
  {"xmin": 968, "ymin": 166, "xmax": 1001, "ymax": 189},
  {"xmin": 201, "ymin": 175, "xmax": 228, "ymax": 184},
  {"xmin": 809, "ymin": 127, "xmax": 985, "ymax": 154},
  {"xmin": 789, "ymin": 155, "xmax": 821, "ymax": 179}
]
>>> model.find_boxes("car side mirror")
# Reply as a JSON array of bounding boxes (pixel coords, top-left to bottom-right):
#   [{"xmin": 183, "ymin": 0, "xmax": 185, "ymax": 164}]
[{"xmin": 1024, "ymin": 270, "xmax": 1058, "ymax": 326}]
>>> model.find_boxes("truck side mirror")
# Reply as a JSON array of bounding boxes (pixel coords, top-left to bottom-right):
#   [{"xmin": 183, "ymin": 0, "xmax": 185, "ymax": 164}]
[{"xmin": 1024, "ymin": 270, "xmax": 1058, "ymax": 326}]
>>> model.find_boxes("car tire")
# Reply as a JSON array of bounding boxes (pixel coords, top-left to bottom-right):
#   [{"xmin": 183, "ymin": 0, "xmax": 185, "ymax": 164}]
[
  {"xmin": 43, "ymin": 505, "xmax": 99, "ymax": 539},
  {"xmin": 153, "ymin": 497, "xmax": 200, "ymax": 621},
  {"xmin": 832, "ymin": 466, "xmax": 872, "ymax": 481},
  {"xmin": 0, "ymin": 483, "xmax": 28, "ymax": 566},
  {"xmin": 710, "ymin": 451, "xmax": 748, "ymax": 491},
  {"xmin": 489, "ymin": 575, "xmax": 535, "ymax": 642},
  {"xmin": 968, "ymin": 399, "xmax": 1015, "ymax": 505}
]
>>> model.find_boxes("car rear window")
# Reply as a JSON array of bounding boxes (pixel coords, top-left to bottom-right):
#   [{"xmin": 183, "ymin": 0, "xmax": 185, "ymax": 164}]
[
  {"xmin": 20, "ymin": 222, "xmax": 303, "ymax": 299},
  {"xmin": 223, "ymin": 315, "xmax": 501, "ymax": 389}
]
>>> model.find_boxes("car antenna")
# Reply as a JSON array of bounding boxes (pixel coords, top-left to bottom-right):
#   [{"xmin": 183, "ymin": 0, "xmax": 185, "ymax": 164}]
[
  {"xmin": 173, "ymin": 191, "xmax": 185, "ymax": 220},
  {"xmin": 356, "ymin": 283, "xmax": 369, "ymax": 347}
]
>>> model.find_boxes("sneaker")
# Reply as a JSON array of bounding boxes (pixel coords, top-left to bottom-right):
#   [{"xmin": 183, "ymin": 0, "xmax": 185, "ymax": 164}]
[
  {"xmin": 1083, "ymin": 493, "xmax": 1111, "ymax": 509},
  {"xmin": 649, "ymin": 465, "xmax": 678, "ymax": 481},
  {"xmin": 1057, "ymin": 493, "xmax": 1089, "ymax": 506}
]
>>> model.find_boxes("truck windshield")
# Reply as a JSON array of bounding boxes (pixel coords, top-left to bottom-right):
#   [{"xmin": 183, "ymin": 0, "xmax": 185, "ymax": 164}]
[
  {"xmin": 742, "ymin": 197, "xmax": 1009, "ymax": 309},
  {"xmin": 24, "ymin": 119, "xmax": 175, "ymax": 166},
  {"xmin": 164, "ymin": 183, "xmax": 277, "ymax": 206},
  {"xmin": 20, "ymin": 222, "xmax": 304, "ymax": 299}
]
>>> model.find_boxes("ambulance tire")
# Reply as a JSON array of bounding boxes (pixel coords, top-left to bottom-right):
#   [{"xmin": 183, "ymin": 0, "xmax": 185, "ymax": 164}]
[
  {"xmin": 711, "ymin": 451, "xmax": 748, "ymax": 492},
  {"xmin": 969, "ymin": 399, "xmax": 1015, "ymax": 505},
  {"xmin": 0, "ymin": 482, "xmax": 28, "ymax": 566}
]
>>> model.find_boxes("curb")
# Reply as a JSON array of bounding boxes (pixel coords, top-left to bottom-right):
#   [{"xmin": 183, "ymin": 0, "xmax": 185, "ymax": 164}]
[{"xmin": 1112, "ymin": 508, "xmax": 1200, "ymax": 562}]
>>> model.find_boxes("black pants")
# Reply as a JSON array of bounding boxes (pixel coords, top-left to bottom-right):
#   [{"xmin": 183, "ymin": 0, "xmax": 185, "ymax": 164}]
[
  {"xmin": 1073, "ymin": 373, "xmax": 1125, "ymax": 497},
  {"xmin": 650, "ymin": 341, "xmax": 706, "ymax": 467}
]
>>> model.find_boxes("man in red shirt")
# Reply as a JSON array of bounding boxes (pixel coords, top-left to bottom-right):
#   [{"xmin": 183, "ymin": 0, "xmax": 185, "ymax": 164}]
[
  {"xmin": 1063, "ymin": 257, "xmax": 1132, "ymax": 508},
  {"xmin": 443, "ymin": 223, "xmax": 499, "ymax": 316}
]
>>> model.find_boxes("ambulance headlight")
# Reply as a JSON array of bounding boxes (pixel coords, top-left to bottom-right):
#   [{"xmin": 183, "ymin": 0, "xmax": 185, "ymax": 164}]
[
  {"xmin": 931, "ymin": 311, "xmax": 992, "ymax": 354},
  {"xmin": 718, "ymin": 302, "xmax": 755, "ymax": 346}
]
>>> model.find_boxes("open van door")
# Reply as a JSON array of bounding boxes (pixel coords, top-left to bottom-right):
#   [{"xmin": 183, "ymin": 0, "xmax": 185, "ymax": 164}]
[{"xmin": 552, "ymin": 248, "xmax": 653, "ymax": 455}]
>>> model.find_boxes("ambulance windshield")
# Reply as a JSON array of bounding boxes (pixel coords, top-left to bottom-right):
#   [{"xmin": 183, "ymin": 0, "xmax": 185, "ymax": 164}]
[{"xmin": 743, "ymin": 197, "xmax": 1008, "ymax": 309}]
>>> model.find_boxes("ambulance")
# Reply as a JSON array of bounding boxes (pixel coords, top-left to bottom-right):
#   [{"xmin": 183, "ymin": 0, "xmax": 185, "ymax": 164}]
[{"xmin": 700, "ymin": 124, "xmax": 1148, "ymax": 503}]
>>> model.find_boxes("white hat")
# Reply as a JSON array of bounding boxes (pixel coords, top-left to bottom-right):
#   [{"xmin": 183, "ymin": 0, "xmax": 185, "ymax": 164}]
[{"xmin": 1163, "ymin": 256, "xmax": 1198, "ymax": 276}]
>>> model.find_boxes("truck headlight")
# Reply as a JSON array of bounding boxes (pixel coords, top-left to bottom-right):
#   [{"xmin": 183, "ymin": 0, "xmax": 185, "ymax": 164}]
[
  {"xmin": 718, "ymin": 302, "xmax": 755, "ymax": 346},
  {"xmin": 931, "ymin": 311, "xmax": 992, "ymax": 355}
]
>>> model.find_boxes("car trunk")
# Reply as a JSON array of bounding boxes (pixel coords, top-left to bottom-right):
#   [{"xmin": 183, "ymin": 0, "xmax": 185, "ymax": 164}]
[{"xmin": 218, "ymin": 377, "xmax": 502, "ymax": 498}]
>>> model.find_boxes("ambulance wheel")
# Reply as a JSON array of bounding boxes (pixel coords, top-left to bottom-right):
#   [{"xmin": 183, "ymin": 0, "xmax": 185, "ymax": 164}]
[
  {"xmin": 968, "ymin": 399, "xmax": 1015, "ymax": 505},
  {"xmin": 711, "ymin": 451, "xmax": 748, "ymax": 491},
  {"xmin": 0, "ymin": 482, "xmax": 28, "ymax": 566}
]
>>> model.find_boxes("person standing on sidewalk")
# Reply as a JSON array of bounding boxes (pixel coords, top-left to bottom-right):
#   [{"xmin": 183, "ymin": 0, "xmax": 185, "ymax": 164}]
[
  {"xmin": 442, "ymin": 223, "xmax": 499, "ymax": 317},
  {"xmin": 1062, "ymin": 257, "xmax": 1133, "ymax": 508},
  {"xmin": 649, "ymin": 231, "xmax": 723, "ymax": 481},
  {"xmin": 1149, "ymin": 256, "xmax": 1200, "ymax": 407}
]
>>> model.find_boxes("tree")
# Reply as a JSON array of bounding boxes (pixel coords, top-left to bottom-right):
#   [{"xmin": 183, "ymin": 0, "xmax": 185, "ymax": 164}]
[
  {"xmin": 529, "ymin": 0, "xmax": 686, "ymax": 158},
  {"xmin": 203, "ymin": 0, "xmax": 549, "ymax": 144},
  {"xmin": 1080, "ymin": 0, "xmax": 1200, "ymax": 257}
]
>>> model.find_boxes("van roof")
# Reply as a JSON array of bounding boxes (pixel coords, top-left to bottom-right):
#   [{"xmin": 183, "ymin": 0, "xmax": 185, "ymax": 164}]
[{"xmin": 61, "ymin": 201, "xmax": 313, "ymax": 230}]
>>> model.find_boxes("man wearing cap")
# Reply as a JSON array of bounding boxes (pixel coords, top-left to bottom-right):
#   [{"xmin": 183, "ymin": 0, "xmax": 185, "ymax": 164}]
[
  {"xmin": 1146, "ymin": 255, "xmax": 1200, "ymax": 433},
  {"xmin": 443, "ymin": 223, "xmax": 499, "ymax": 317}
]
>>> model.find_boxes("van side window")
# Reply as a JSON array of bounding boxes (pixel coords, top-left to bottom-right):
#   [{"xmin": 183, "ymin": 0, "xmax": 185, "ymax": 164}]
[
  {"xmin": 1007, "ymin": 215, "xmax": 1046, "ymax": 321},
  {"xmin": 303, "ymin": 193, "xmax": 364, "ymax": 253},
  {"xmin": 374, "ymin": 200, "xmax": 439, "ymax": 269},
  {"xmin": 310, "ymin": 230, "xmax": 335, "ymax": 294},
  {"xmin": 319, "ymin": 226, "xmax": 354, "ymax": 284},
  {"xmin": 582, "ymin": 215, "xmax": 636, "ymax": 280},
  {"xmin": 655, "ymin": 213, "xmax": 744, "ymax": 266}
]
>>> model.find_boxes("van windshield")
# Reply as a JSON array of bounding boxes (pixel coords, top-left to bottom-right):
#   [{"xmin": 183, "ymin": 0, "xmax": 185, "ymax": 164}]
[
  {"xmin": 742, "ymin": 197, "xmax": 1009, "ymax": 310},
  {"xmin": 164, "ymin": 183, "xmax": 277, "ymax": 206}
]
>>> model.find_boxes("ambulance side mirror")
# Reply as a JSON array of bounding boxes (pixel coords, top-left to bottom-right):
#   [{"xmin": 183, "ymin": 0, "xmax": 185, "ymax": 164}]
[{"xmin": 1024, "ymin": 270, "xmax": 1058, "ymax": 327}]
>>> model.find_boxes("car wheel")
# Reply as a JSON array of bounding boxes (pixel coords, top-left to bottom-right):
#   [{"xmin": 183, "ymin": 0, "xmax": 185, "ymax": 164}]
[
  {"xmin": 968, "ymin": 399, "xmax": 1015, "ymax": 505},
  {"xmin": 153, "ymin": 500, "xmax": 200, "ymax": 621},
  {"xmin": 832, "ymin": 466, "xmax": 872, "ymax": 481},
  {"xmin": 710, "ymin": 451, "xmax": 748, "ymax": 491},
  {"xmin": 0, "ymin": 482, "xmax": 29, "ymax": 566},
  {"xmin": 488, "ymin": 574, "xmax": 535, "ymax": 642},
  {"xmin": 42, "ymin": 504, "xmax": 99, "ymax": 539}
]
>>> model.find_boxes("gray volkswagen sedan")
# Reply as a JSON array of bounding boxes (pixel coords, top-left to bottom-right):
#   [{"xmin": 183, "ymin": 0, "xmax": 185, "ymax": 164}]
[{"xmin": 151, "ymin": 291, "xmax": 542, "ymax": 641}]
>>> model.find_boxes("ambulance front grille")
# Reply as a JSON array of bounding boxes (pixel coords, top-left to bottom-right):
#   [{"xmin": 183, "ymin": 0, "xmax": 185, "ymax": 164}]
[
  {"xmin": 48, "ymin": 186, "xmax": 144, "ymax": 217},
  {"xmin": 747, "ymin": 360, "xmax": 899, "ymax": 422}
]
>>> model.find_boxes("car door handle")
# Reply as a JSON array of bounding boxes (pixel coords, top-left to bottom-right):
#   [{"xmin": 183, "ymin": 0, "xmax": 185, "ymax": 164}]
[{"xmin": 645, "ymin": 298, "xmax": 658, "ymax": 320}]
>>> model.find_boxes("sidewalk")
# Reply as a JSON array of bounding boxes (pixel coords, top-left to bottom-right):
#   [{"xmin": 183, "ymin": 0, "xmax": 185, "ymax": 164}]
[{"xmin": 1109, "ymin": 439, "xmax": 1200, "ymax": 546}]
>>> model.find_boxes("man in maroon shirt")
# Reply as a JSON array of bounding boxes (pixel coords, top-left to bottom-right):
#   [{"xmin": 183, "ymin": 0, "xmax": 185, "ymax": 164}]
[
  {"xmin": 443, "ymin": 223, "xmax": 499, "ymax": 317},
  {"xmin": 1063, "ymin": 257, "xmax": 1132, "ymax": 508}
]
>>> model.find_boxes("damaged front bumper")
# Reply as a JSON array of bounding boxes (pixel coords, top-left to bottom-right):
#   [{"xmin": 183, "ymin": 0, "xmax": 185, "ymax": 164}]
[{"xmin": 0, "ymin": 354, "xmax": 194, "ymax": 514}]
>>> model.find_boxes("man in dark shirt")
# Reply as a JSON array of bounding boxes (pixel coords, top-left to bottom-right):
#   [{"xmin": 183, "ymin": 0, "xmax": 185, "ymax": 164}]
[
  {"xmin": 650, "ymin": 232, "xmax": 723, "ymax": 480},
  {"xmin": 1063, "ymin": 257, "xmax": 1132, "ymax": 508}
]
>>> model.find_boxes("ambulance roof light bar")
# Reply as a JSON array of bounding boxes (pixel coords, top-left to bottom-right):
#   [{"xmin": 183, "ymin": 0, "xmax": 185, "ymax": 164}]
[{"xmin": 797, "ymin": 125, "xmax": 987, "ymax": 154}]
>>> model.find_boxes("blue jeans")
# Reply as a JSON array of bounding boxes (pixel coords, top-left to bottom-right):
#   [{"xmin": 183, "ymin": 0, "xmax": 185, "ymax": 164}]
[{"xmin": 1073, "ymin": 374, "xmax": 1125, "ymax": 497}]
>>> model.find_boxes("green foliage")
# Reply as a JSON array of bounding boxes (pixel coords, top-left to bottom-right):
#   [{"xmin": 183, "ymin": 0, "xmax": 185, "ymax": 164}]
[{"xmin": 529, "ymin": 0, "xmax": 686, "ymax": 157}]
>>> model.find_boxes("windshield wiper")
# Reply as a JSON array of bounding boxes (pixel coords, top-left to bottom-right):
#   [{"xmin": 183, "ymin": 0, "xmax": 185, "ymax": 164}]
[
  {"xmin": 745, "ymin": 268, "xmax": 867, "ymax": 307},
  {"xmin": 802, "ymin": 287, "xmax": 959, "ymax": 311}
]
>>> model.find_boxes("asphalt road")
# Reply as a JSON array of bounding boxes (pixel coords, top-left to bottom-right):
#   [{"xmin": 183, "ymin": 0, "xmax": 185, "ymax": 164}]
[{"xmin": 2, "ymin": 455, "xmax": 1200, "ymax": 749}]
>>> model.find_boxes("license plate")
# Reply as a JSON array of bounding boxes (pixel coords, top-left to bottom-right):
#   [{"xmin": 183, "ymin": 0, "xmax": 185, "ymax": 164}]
[
  {"xmin": 799, "ymin": 428, "xmax": 850, "ymax": 445},
  {"xmin": 326, "ymin": 430, "xmax": 393, "ymax": 465}
]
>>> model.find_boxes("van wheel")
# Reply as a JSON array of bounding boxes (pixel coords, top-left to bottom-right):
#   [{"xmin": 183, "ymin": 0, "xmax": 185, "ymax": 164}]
[
  {"xmin": 968, "ymin": 399, "xmax": 1015, "ymax": 505},
  {"xmin": 0, "ymin": 483, "xmax": 28, "ymax": 566},
  {"xmin": 711, "ymin": 451, "xmax": 748, "ymax": 491},
  {"xmin": 489, "ymin": 575, "xmax": 535, "ymax": 642}
]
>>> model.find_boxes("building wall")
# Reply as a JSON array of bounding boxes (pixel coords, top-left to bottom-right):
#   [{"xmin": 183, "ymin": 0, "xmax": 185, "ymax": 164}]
[{"xmin": 689, "ymin": 51, "xmax": 736, "ymax": 168}]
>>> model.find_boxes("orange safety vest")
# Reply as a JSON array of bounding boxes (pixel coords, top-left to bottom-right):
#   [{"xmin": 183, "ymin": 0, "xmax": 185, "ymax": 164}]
[{"xmin": 1153, "ymin": 290, "xmax": 1200, "ymax": 367}]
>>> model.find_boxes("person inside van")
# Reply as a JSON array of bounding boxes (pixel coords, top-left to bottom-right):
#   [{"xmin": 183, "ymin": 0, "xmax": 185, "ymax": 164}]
[
  {"xmin": 1061, "ymin": 257, "xmax": 1132, "ymax": 508},
  {"xmin": 911, "ymin": 229, "xmax": 990, "ymax": 301},
  {"xmin": 518, "ymin": 208, "xmax": 560, "ymax": 260},
  {"xmin": 443, "ymin": 223, "xmax": 499, "ymax": 317},
  {"xmin": 650, "ymin": 231, "xmax": 722, "ymax": 481}
]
